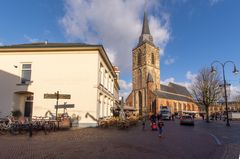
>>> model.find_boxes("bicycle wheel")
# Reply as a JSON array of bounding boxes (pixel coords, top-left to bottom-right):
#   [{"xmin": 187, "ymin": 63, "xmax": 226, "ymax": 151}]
[
  {"xmin": 10, "ymin": 124, "xmax": 20, "ymax": 135},
  {"xmin": 0, "ymin": 127, "xmax": 7, "ymax": 135},
  {"xmin": 19, "ymin": 124, "xmax": 29, "ymax": 135}
]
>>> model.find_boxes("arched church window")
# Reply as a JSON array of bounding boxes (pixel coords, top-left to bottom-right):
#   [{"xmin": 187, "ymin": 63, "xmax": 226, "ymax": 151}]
[
  {"xmin": 138, "ymin": 51, "xmax": 142, "ymax": 66},
  {"xmin": 139, "ymin": 69, "xmax": 142, "ymax": 88},
  {"xmin": 151, "ymin": 52, "xmax": 155, "ymax": 64}
]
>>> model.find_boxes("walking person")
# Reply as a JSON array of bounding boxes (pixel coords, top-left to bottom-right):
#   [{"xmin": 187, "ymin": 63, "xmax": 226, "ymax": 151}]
[
  {"xmin": 142, "ymin": 115, "xmax": 146, "ymax": 130},
  {"xmin": 150, "ymin": 113, "xmax": 157, "ymax": 131},
  {"xmin": 157, "ymin": 119, "xmax": 164, "ymax": 137},
  {"xmin": 171, "ymin": 114, "xmax": 175, "ymax": 121}
]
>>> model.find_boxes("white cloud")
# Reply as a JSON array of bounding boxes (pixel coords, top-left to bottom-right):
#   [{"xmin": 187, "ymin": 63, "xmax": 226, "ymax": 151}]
[
  {"xmin": 118, "ymin": 79, "xmax": 132, "ymax": 99},
  {"xmin": 186, "ymin": 71, "xmax": 197, "ymax": 82},
  {"xmin": 0, "ymin": 42, "xmax": 3, "ymax": 46},
  {"xmin": 161, "ymin": 71, "xmax": 197, "ymax": 92},
  {"xmin": 161, "ymin": 77, "xmax": 176, "ymax": 85},
  {"xmin": 149, "ymin": 14, "xmax": 170, "ymax": 54},
  {"xmin": 60, "ymin": 0, "xmax": 170, "ymax": 76},
  {"xmin": 228, "ymin": 84, "xmax": 240, "ymax": 101},
  {"xmin": 105, "ymin": 48, "xmax": 117, "ymax": 65},
  {"xmin": 209, "ymin": 0, "xmax": 223, "ymax": 6},
  {"xmin": 162, "ymin": 77, "xmax": 192, "ymax": 91},
  {"xmin": 24, "ymin": 35, "xmax": 39, "ymax": 43},
  {"xmin": 164, "ymin": 57, "xmax": 175, "ymax": 65}
]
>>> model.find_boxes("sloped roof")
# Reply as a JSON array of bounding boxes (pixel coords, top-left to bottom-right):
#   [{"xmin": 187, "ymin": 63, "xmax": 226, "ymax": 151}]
[
  {"xmin": 160, "ymin": 84, "xmax": 175, "ymax": 93},
  {"xmin": 154, "ymin": 82, "xmax": 193, "ymax": 102},
  {"xmin": 146, "ymin": 73, "xmax": 154, "ymax": 83},
  {"xmin": 154, "ymin": 90, "xmax": 194, "ymax": 102},
  {"xmin": 0, "ymin": 42, "xmax": 98, "ymax": 48},
  {"xmin": 168, "ymin": 82, "xmax": 192, "ymax": 97}
]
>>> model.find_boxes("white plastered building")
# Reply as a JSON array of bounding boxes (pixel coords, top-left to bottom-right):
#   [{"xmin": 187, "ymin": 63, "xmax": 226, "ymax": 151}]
[{"xmin": 0, "ymin": 43, "xmax": 120, "ymax": 127}]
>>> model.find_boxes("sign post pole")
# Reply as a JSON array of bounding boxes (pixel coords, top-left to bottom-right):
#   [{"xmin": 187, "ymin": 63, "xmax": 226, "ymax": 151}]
[
  {"xmin": 55, "ymin": 91, "xmax": 59, "ymax": 120},
  {"xmin": 44, "ymin": 91, "xmax": 71, "ymax": 124}
]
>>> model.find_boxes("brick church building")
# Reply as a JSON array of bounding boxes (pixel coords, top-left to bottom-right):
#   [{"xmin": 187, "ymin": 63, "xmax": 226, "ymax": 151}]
[{"xmin": 126, "ymin": 11, "xmax": 199, "ymax": 116}]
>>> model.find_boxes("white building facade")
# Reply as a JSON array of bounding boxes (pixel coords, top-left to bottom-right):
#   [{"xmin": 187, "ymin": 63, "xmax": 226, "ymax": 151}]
[{"xmin": 0, "ymin": 43, "xmax": 119, "ymax": 127}]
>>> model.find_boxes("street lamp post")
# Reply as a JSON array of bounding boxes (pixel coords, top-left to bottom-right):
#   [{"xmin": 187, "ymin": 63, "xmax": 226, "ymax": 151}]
[{"xmin": 211, "ymin": 61, "xmax": 239, "ymax": 126}]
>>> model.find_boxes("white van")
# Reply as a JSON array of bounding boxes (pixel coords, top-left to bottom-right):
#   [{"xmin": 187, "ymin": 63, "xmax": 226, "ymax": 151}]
[{"xmin": 160, "ymin": 106, "xmax": 171, "ymax": 120}]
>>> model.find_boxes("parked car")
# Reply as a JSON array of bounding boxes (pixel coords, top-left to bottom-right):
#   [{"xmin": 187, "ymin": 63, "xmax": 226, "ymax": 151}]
[{"xmin": 180, "ymin": 115, "xmax": 194, "ymax": 126}]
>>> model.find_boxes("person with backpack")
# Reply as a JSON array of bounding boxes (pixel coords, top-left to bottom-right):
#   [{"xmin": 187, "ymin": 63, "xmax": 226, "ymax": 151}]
[
  {"xmin": 157, "ymin": 119, "xmax": 164, "ymax": 137},
  {"xmin": 150, "ymin": 113, "xmax": 157, "ymax": 131}
]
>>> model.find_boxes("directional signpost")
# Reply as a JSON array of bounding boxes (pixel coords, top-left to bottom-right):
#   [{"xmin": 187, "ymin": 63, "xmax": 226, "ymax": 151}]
[
  {"xmin": 55, "ymin": 104, "xmax": 74, "ymax": 109},
  {"xmin": 44, "ymin": 93, "xmax": 71, "ymax": 99},
  {"xmin": 44, "ymin": 91, "xmax": 71, "ymax": 119}
]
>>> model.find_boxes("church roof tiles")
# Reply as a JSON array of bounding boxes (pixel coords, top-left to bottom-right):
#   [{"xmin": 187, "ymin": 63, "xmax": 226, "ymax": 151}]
[{"xmin": 154, "ymin": 83, "xmax": 194, "ymax": 102}]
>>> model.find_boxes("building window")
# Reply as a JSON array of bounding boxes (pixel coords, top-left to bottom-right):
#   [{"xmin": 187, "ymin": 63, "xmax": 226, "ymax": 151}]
[
  {"xmin": 183, "ymin": 104, "xmax": 186, "ymax": 110},
  {"xmin": 166, "ymin": 101, "xmax": 169, "ymax": 106},
  {"xmin": 178, "ymin": 103, "xmax": 182, "ymax": 111},
  {"xmin": 108, "ymin": 76, "xmax": 111, "ymax": 91},
  {"xmin": 138, "ymin": 51, "xmax": 142, "ymax": 66},
  {"xmin": 111, "ymin": 79, "xmax": 114, "ymax": 93},
  {"xmin": 104, "ymin": 71, "xmax": 108, "ymax": 88},
  {"xmin": 174, "ymin": 102, "xmax": 177, "ymax": 111},
  {"xmin": 21, "ymin": 63, "xmax": 32, "ymax": 84},
  {"xmin": 100, "ymin": 64, "xmax": 104, "ymax": 85},
  {"xmin": 151, "ymin": 53, "xmax": 155, "ymax": 64}
]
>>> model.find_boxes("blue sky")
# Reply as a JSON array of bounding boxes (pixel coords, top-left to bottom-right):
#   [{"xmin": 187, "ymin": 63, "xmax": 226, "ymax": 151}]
[{"xmin": 0, "ymin": 0, "xmax": 240, "ymax": 98}]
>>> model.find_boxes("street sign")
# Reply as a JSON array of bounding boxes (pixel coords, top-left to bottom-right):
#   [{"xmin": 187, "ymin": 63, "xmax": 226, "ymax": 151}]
[
  {"xmin": 55, "ymin": 104, "xmax": 75, "ymax": 109},
  {"xmin": 44, "ymin": 94, "xmax": 57, "ymax": 99},
  {"xmin": 44, "ymin": 93, "xmax": 71, "ymax": 99},
  {"xmin": 58, "ymin": 94, "xmax": 71, "ymax": 99},
  {"xmin": 44, "ymin": 91, "xmax": 71, "ymax": 120}
]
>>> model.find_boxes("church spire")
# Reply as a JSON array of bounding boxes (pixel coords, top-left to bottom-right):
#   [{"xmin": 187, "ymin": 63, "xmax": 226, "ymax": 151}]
[
  {"xmin": 142, "ymin": 11, "xmax": 150, "ymax": 35},
  {"xmin": 138, "ymin": 11, "xmax": 154, "ymax": 46}
]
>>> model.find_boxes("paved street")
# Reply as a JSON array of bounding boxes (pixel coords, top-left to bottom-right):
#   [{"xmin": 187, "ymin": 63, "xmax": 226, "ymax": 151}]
[
  {"xmin": 0, "ymin": 119, "xmax": 239, "ymax": 159},
  {"xmin": 195, "ymin": 120, "xmax": 240, "ymax": 159}
]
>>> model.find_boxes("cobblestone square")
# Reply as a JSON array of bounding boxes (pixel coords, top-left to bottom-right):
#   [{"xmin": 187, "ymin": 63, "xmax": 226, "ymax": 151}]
[{"xmin": 1, "ymin": 120, "xmax": 236, "ymax": 159}]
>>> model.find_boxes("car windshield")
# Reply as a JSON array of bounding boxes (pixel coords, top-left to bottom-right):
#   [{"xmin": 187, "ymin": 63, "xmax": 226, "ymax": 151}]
[
  {"xmin": 161, "ymin": 110, "xmax": 169, "ymax": 114},
  {"xmin": 182, "ymin": 116, "xmax": 192, "ymax": 119}
]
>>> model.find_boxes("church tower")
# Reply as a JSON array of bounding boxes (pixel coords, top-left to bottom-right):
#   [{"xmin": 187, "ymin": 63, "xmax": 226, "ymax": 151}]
[{"xmin": 132, "ymin": 11, "xmax": 160, "ymax": 115}]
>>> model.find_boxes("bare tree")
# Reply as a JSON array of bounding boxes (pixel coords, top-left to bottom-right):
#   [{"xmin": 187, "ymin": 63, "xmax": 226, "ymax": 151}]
[{"xmin": 191, "ymin": 67, "xmax": 222, "ymax": 122}]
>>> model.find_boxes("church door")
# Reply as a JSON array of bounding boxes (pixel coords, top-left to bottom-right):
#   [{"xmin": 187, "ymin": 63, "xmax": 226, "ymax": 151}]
[{"xmin": 151, "ymin": 99, "xmax": 156, "ymax": 114}]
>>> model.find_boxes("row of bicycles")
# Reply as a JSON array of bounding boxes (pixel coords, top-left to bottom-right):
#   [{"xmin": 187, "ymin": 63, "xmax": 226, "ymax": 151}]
[{"xmin": 0, "ymin": 116, "xmax": 57, "ymax": 136}]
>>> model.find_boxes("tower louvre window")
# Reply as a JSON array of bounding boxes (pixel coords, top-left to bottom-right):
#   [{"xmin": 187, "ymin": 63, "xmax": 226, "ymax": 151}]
[
  {"xmin": 151, "ymin": 53, "xmax": 155, "ymax": 64},
  {"xmin": 138, "ymin": 52, "xmax": 142, "ymax": 66}
]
